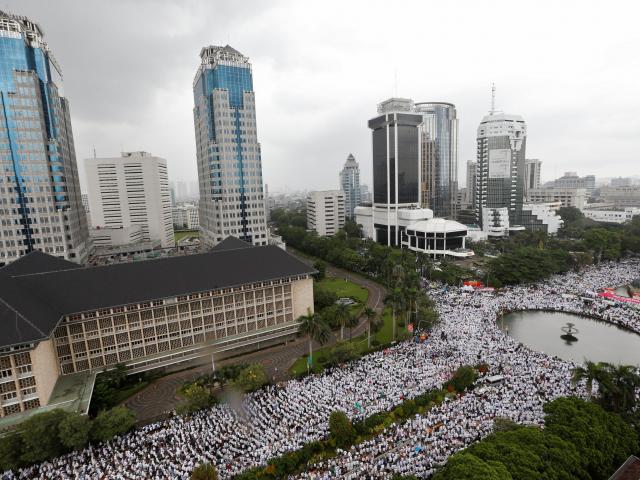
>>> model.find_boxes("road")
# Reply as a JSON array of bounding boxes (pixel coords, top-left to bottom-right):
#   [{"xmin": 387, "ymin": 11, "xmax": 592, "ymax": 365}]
[{"xmin": 124, "ymin": 252, "xmax": 386, "ymax": 423}]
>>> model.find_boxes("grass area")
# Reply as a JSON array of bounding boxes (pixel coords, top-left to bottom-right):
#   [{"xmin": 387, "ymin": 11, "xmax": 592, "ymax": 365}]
[
  {"xmin": 316, "ymin": 277, "xmax": 368, "ymax": 303},
  {"xmin": 289, "ymin": 307, "xmax": 400, "ymax": 376},
  {"xmin": 174, "ymin": 230, "xmax": 199, "ymax": 242}
]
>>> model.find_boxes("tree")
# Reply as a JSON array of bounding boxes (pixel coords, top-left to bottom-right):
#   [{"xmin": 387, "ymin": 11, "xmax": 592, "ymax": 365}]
[
  {"xmin": 572, "ymin": 360, "xmax": 606, "ymax": 400},
  {"xmin": 334, "ymin": 303, "xmax": 351, "ymax": 341},
  {"xmin": 177, "ymin": 383, "xmax": 216, "ymax": 414},
  {"xmin": 90, "ymin": 406, "xmax": 136, "ymax": 443},
  {"xmin": 312, "ymin": 260, "xmax": 327, "ymax": 280},
  {"xmin": 191, "ymin": 462, "xmax": 219, "ymax": 480},
  {"xmin": 444, "ymin": 365, "xmax": 478, "ymax": 393},
  {"xmin": 298, "ymin": 310, "xmax": 331, "ymax": 373},
  {"xmin": 345, "ymin": 313, "xmax": 359, "ymax": 340},
  {"xmin": 0, "ymin": 433, "xmax": 24, "ymax": 471},
  {"xmin": 573, "ymin": 361, "xmax": 640, "ymax": 413},
  {"xmin": 433, "ymin": 452, "xmax": 511, "ymax": 480},
  {"xmin": 385, "ymin": 287, "xmax": 405, "ymax": 341},
  {"xmin": 58, "ymin": 412, "xmax": 92, "ymax": 450},
  {"xmin": 363, "ymin": 307, "xmax": 382, "ymax": 348},
  {"xmin": 19, "ymin": 409, "xmax": 67, "ymax": 464},
  {"xmin": 328, "ymin": 410, "xmax": 356, "ymax": 450},
  {"xmin": 330, "ymin": 342, "xmax": 359, "ymax": 366},
  {"xmin": 313, "ymin": 286, "xmax": 337, "ymax": 311},
  {"xmin": 233, "ymin": 364, "xmax": 269, "ymax": 393},
  {"xmin": 544, "ymin": 397, "xmax": 638, "ymax": 479}
]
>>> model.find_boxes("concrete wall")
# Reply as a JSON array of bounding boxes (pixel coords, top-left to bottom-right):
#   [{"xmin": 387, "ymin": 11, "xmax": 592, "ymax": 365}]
[
  {"xmin": 292, "ymin": 277, "xmax": 314, "ymax": 319},
  {"xmin": 31, "ymin": 339, "xmax": 61, "ymax": 406}
]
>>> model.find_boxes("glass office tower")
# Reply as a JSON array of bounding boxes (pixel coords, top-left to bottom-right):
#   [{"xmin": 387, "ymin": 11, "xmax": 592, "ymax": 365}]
[
  {"xmin": 414, "ymin": 102, "xmax": 459, "ymax": 219},
  {"xmin": 0, "ymin": 11, "xmax": 90, "ymax": 265},
  {"xmin": 339, "ymin": 153, "xmax": 361, "ymax": 219},
  {"xmin": 193, "ymin": 45, "xmax": 267, "ymax": 246},
  {"xmin": 369, "ymin": 98, "xmax": 423, "ymax": 246}
]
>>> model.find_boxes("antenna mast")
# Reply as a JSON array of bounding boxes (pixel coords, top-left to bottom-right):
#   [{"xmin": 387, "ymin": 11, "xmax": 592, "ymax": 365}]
[{"xmin": 490, "ymin": 83, "xmax": 496, "ymax": 115}]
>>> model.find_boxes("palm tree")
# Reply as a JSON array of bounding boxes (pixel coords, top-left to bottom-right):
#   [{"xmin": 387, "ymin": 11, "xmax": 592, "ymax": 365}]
[
  {"xmin": 572, "ymin": 360, "xmax": 606, "ymax": 399},
  {"xmin": 298, "ymin": 309, "xmax": 331, "ymax": 373},
  {"xmin": 609, "ymin": 364, "xmax": 640, "ymax": 413},
  {"xmin": 385, "ymin": 287, "xmax": 405, "ymax": 341},
  {"xmin": 363, "ymin": 307, "xmax": 383, "ymax": 348},
  {"xmin": 346, "ymin": 314, "xmax": 359, "ymax": 341},
  {"xmin": 334, "ymin": 303, "xmax": 351, "ymax": 341}
]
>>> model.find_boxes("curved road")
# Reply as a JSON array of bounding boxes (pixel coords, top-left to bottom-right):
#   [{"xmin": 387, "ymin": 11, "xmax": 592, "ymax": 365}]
[{"xmin": 124, "ymin": 253, "xmax": 386, "ymax": 423}]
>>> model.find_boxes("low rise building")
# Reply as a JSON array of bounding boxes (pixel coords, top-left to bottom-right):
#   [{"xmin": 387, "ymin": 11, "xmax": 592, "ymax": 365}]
[
  {"xmin": 598, "ymin": 186, "xmax": 640, "ymax": 209},
  {"xmin": 0, "ymin": 239, "xmax": 314, "ymax": 425},
  {"xmin": 528, "ymin": 187, "xmax": 586, "ymax": 209},
  {"xmin": 173, "ymin": 204, "xmax": 200, "ymax": 230},
  {"xmin": 583, "ymin": 207, "xmax": 640, "ymax": 224},
  {"xmin": 401, "ymin": 219, "xmax": 473, "ymax": 258},
  {"xmin": 306, "ymin": 190, "xmax": 346, "ymax": 236}
]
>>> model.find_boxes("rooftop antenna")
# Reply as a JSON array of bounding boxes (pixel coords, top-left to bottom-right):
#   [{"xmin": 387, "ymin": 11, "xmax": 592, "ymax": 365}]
[
  {"xmin": 490, "ymin": 83, "xmax": 496, "ymax": 115},
  {"xmin": 394, "ymin": 68, "xmax": 398, "ymax": 97},
  {"xmin": 92, "ymin": 144, "xmax": 96, "ymax": 159}
]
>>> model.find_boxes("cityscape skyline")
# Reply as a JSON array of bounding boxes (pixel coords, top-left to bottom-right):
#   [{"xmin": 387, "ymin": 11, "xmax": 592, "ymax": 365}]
[{"xmin": 6, "ymin": 0, "xmax": 639, "ymax": 192}]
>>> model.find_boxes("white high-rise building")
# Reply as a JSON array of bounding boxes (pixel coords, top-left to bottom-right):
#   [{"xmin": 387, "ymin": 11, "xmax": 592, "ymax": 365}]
[
  {"xmin": 85, "ymin": 152, "xmax": 175, "ymax": 248},
  {"xmin": 193, "ymin": 45, "xmax": 268, "ymax": 246},
  {"xmin": 474, "ymin": 111, "xmax": 527, "ymax": 231},
  {"xmin": 339, "ymin": 154, "xmax": 361, "ymax": 219},
  {"xmin": 524, "ymin": 158, "xmax": 542, "ymax": 200},
  {"xmin": 307, "ymin": 190, "xmax": 345, "ymax": 237}
]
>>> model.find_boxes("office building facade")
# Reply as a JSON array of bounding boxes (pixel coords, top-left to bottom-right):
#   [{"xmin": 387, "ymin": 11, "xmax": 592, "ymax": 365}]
[
  {"xmin": 0, "ymin": 239, "xmax": 314, "ymax": 422},
  {"xmin": 85, "ymin": 152, "xmax": 175, "ymax": 249},
  {"xmin": 306, "ymin": 190, "xmax": 345, "ymax": 236},
  {"xmin": 193, "ymin": 45, "xmax": 268, "ymax": 247},
  {"xmin": 474, "ymin": 112, "xmax": 527, "ymax": 230},
  {"xmin": 524, "ymin": 158, "xmax": 542, "ymax": 200},
  {"xmin": 414, "ymin": 102, "xmax": 459, "ymax": 218},
  {"xmin": 0, "ymin": 11, "xmax": 90, "ymax": 265},
  {"xmin": 368, "ymin": 98, "xmax": 423, "ymax": 246},
  {"xmin": 339, "ymin": 154, "xmax": 361, "ymax": 219},
  {"xmin": 528, "ymin": 187, "xmax": 586, "ymax": 210}
]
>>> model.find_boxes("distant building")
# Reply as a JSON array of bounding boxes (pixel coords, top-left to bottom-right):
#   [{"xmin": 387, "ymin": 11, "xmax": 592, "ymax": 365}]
[
  {"xmin": 583, "ymin": 207, "xmax": 640, "ymax": 224},
  {"xmin": 474, "ymin": 111, "xmax": 527, "ymax": 232},
  {"xmin": 173, "ymin": 204, "xmax": 200, "ymax": 230},
  {"xmin": 414, "ymin": 102, "xmax": 459, "ymax": 218},
  {"xmin": 193, "ymin": 45, "xmax": 268, "ymax": 246},
  {"xmin": 0, "ymin": 11, "xmax": 90, "ymax": 265},
  {"xmin": 598, "ymin": 186, "xmax": 640, "ymax": 208},
  {"xmin": 306, "ymin": 190, "xmax": 345, "ymax": 236},
  {"xmin": 524, "ymin": 159, "xmax": 542, "ymax": 199},
  {"xmin": 528, "ymin": 187, "xmax": 586, "ymax": 209},
  {"xmin": 0, "ymin": 240, "xmax": 314, "ymax": 424},
  {"xmin": 610, "ymin": 177, "xmax": 633, "ymax": 187},
  {"xmin": 360, "ymin": 184, "xmax": 372, "ymax": 204},
  {"xmin": 547, "ymin": 172, "xmax": 596, "ymax": 196},
  {"xmin": 367, "ymin": 98, "xmax": 423, "ymax": 246},
  {"xmin": 85, "ymin": 151, "xmax": 175, "ymax": 249},
  {"xmin": 339, "ymin": 154, "xmax": 361, "ymax": 219},
  {"xmin": 521, "ymin": 202, "xmax": 563, "ymax": 234}
]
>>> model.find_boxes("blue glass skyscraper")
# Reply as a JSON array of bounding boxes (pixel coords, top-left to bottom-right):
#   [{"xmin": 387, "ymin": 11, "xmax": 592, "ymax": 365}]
[
  {"xmin": 193, "ymin": 45, "xmax": 267, "ymax": 246},
  {"xmin": 0, "ymin": 11, "xmax": 89, "ymax": 264}
]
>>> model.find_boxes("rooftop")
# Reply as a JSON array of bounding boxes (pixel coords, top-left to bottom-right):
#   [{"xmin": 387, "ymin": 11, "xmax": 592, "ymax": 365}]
[
  {"xmin": 406, "ymin": 218, "xmax": 468, "ymax": 233},
  {"xmin": 0, "ymin": 240, "xmax": 314, "ymax": 349}
]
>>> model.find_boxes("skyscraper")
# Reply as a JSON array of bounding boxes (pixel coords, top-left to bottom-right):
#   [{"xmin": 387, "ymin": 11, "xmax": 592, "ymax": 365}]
[
  {"xmin": 414, "ymin": 102, "xmax": 459, "ymax": 219},
  {"xmin": 474, "ymin": 110, "xmax": 527, "ymax": 230},
  {"xmin": 369, "ymin": 98, "xmax": 423, "ymax": 246},
  {"xmin": 193, "ymin": 45, "xmax": 267, "ymax": 246},
  {"xmin": 524, "ymin": 158, "xmax": 542, "ymax": 200},
  {"xmin": 0, "ymin": 11, "xmax": 90, "ymax": 265},
  {"xmin": 85, "ymin": 151, "xmax": 175, "ymax": 248},
  {"xmin": 339, "ymin": 153, "xmax": 361, "ymax": 219}
]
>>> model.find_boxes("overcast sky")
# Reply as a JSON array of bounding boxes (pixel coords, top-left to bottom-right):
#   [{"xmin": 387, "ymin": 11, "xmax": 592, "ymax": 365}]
[{"xmin": 8, "ymin": 0, "xmax": 640, "ymax": 192}]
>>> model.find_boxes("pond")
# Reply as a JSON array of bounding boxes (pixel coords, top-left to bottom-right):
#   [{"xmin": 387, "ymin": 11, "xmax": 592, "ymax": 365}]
[{"xmin": 499, "ymin": 310, "xmax": 640, "ymax": 366}]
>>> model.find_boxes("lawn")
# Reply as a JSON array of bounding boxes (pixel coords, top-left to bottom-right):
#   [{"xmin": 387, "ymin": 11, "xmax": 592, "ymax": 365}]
[
  {"xmin": 174, "ymin": 230, "xmax": 199, "ymax": 242},
  {"xmin": 316, "ymin": 277, "xmax": 368, "ymax": 304}
]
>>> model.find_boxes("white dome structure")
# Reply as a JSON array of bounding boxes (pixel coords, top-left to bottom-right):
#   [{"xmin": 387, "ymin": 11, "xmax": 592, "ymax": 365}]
[{"xmin": 402, "ymin": 218, "xmax": 474, "ymax": 258}]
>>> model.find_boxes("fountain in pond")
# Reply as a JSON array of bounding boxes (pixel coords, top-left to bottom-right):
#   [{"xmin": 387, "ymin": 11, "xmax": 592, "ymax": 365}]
[{"xmin": 560, "ymin": 322, "xmax": 579, "ymax": 344}]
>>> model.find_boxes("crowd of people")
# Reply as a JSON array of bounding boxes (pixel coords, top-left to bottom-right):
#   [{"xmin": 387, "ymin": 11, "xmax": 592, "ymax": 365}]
[{"xmin": 4, "ymin": 259, "xmax": 640, "ymax": 479}]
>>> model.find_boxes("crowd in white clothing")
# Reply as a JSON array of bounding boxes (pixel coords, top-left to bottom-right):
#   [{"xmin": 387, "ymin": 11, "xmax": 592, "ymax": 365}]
[{"xmin": 4, "ymin": 259, "xmax": 640, "ymax": 479}]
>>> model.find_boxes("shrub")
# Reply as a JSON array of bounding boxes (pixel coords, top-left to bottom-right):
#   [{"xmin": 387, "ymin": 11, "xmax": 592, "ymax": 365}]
[
  {"xmin": 328, "ymin": 411, "xmax": 356, "ymax": 449},
  {"xmin": 191, "ymin": 462, "xmax": 218, "ymax": 480},
  {"xmin": 177, "ymin": 383, "xmax": 216, "ymax": 415},
  {"xmin": 444, "ymin": 365, "xmax": 478, "ymax": 393},
  {"xmin": 233, "ymin": 364, "xmax": 269, "ymax": 393}
]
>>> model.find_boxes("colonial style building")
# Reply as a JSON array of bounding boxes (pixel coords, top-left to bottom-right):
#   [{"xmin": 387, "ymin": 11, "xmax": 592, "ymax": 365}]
[{"xmin": 0, "ymin": 237, "xmax": 314, "ymax": 422}]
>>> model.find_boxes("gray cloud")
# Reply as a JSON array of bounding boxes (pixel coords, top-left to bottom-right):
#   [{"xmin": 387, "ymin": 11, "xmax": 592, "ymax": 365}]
[{"xmin": 8, "ymin": 0, "xmax": 640, "ymax": 191}]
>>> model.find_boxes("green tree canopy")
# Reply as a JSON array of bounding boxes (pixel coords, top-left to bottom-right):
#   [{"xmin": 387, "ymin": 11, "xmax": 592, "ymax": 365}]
[
  {"xmin": 58, "ymin": 412, "xmax": 92, "ymax": 450},
  {"xmin": 191, "ymin": 462, "xmax": 219, "ymax": 480},
  {"xmin": 90, "ymin": 406, "xmax": 136, "ymax": 443},
  {"xmin": 233, "ymin": 363, "xmax": 269, "ymax": 393},
  {"xmin": 328, "ymin": 410, "xmax": 356, "ymax": 450}
]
